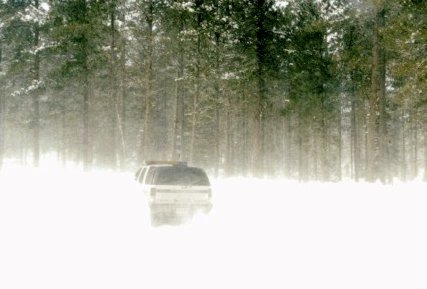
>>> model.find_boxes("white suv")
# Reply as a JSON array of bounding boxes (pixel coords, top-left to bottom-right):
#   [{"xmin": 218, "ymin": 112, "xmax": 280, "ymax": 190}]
[{"xmin": 135, "ymin": 161, "xmax": 212, "ymax": 213}]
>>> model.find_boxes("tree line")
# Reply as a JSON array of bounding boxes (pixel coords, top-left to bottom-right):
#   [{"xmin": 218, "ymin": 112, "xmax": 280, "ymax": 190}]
[{"xmin": 0, "ymin": 0, "xmax": 426, "ymax": 182}]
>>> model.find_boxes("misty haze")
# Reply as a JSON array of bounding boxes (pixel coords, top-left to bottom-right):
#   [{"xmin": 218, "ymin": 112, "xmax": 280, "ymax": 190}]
[{"xmin": 0, "ymin": 0, "xmax": 426, "ymax": 289}]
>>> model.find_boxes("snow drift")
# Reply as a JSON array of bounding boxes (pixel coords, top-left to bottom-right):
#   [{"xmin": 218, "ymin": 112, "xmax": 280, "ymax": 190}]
[{"xmin": 0, "ymin": 168, "xmax": 426, "ymax": 289}]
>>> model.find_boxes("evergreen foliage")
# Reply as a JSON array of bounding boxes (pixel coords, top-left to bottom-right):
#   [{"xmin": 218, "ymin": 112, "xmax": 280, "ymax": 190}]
[{"xmin": 0, "ymin": 0, "xmax": 425, "ymax": 182}]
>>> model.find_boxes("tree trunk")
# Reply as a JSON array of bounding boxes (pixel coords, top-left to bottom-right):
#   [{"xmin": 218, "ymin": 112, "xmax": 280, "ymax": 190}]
[
  {"xmin": 254, "ymin": 0, "xmax": 268, "ymax": 176},
  {"xmin": 189, "ymin": 32, "xmax": 200, "ymax": 164},
  {"xmin": 401, "ymin": 110, "xmax": 407, "ymax": 181},
  {"xmin": 377, "ymin": 8, "xmax": 388, "ymax": 183},
  {"xmin": 0, "ymin": 96, "xmax": 4, "ymax": 170},
  {"xmin": 61, "ymin": 93, "xmax": 67, "ymax": 167},
  {"xmin": 412, "ymin": 109, "xmax": 418, "ymax": 178},
  {"xmin": 20, "ymin": 131, "xmax": 26, "ymax": 166},
  {"xmin": 297, "ymin": 114, "xmax": 307, "ymax": 182},
  {"xmin": 242, "ymin": 92, "xmax": 248, "ymax": 176},
  {"xmin": 81, "ymin": 0, "xmax": 91, "ymax": 171},
  {"xmin": 32, "ymin": 0, "xmax": 41, "ymax": 167},
  {"xmin": 117, "ymin": 5, "xmax": 127, "ymax": 169},
  {"xmin": 226, "ymin": 104, "xmax": 234, "ymax": 175},
  {"xmin": 223, "ymin": 89, "xmax": 231, "ymax": 175},
  {"xmin": 347, "ymin": 26, "xmax": 360, "ymax": 182},
  {"xmin": 214, "ymin": 101, "xmax": 220, "ymax": 176},
  {"xmin": 0, "ymin": 39, "xmax": 4, "ymax": 169},
  {"xmin": 320, "ymin": 96, "xmax": 328, "ymax": 181},
  {"xmin": 254, "ymin": 64, "xmax": 266, "ymax": 176},
  {"xmin": 172, "ymin": 19, "xmax": 185, "ymax": 161},
  {"xmin": 284, "ymin": 115, "xmax": 292, "ymax": 177},
  {"xmin": 362, "ymin": 100, "xmax": 369, "ymax": 179},
  {"xmin": 367, "ymin": 34, "xmax": 379, "ymax": 182},
  {"xmin": 312, "ymin": 123, "xmax": 319, "ymax": 181},
  {"xmin": 350, "ymin": 82, "xmax": 360, "ymax": 181},
  {"xmin": 367, "ymin": 6, "xmax": 386, "ymax": 182},
  {"xmin": 424, "ymin": 106, "xmax": 427, "ymax": 181},
  {"xmin": 82, "ymin": 70, "xmax": 90, "ymax": 171},
  {"xmin": 189, "ymin": 0, "xmax": 204, "ymax": 165},
  {"xmin": 109, "ymin": 1, "xmax": 118, "ymax": 168},
  {"xmin": 189, "ymin": 83, "xmax": 198, "ymax": 165},
  {"xmin": 298, "ymin": 126, "xmax": 303, "ymax": 182},
  {"xmin": 337, "ymin": 97, "xmax": 343, "ymax": 181},
  {"xmin": 82, "ymin": 53, "xmax": 90, "ymax": 170},
  {"xmin": 213, "ymin": 32, "xmax": 221, "ymax": 176},
  {"xmin": 117, "ymin": 51, "xmax": 127, "ymax": 168},
  {"xmin": 141, "ymin": 0, "xmax": 154, "ymax": 162}
]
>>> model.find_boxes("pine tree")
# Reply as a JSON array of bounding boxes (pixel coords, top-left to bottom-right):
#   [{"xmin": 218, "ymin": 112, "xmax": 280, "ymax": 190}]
[
  {"xmin": 50, "ymin": 0, "xmax": 110, "ymax": 170},
  {"xmin": 0, "ymin": 25, "xmax": 4, "ymax": 169},
  {"xmin": 286, "ymin": 0, "xmax": 338, "ymax": 181},
  {"xmin": 226, "ymin": 0, "xmax": 283, "ymax": 176}
]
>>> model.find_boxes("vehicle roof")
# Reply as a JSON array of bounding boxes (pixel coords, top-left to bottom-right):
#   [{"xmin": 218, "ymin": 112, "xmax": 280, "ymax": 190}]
[{"xmin": 145, "ymin": 164, "xmax": 173, "ymax": 168}]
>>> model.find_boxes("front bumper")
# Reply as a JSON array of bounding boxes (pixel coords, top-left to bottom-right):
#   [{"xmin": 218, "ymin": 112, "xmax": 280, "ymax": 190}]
[{"xmin": 149, "ymin": 202, "xmax": 213, "ymax": 213}]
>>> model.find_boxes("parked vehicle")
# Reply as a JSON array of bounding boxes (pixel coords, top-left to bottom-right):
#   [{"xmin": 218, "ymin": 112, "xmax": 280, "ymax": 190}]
[{"xmin": 135, "ymin": 161, "xmax": 212, "ymax": 225}]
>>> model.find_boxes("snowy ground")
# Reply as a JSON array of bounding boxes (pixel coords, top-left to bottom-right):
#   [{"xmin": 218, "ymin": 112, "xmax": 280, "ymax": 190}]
[{"xmin": 0, "ymin": 168, "xmax": 426, "ymax": 289}]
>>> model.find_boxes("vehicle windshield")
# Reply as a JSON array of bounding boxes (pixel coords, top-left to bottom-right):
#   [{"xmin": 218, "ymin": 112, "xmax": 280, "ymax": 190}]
[{"xmin": 153, "ymin": 166, "xmax": 210, "ymax": 186}]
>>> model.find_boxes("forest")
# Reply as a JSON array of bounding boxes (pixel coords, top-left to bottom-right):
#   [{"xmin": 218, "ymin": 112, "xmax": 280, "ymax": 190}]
[{"xmin": 0, "ymin": 0, "xmax": 426, "ymax": 182}]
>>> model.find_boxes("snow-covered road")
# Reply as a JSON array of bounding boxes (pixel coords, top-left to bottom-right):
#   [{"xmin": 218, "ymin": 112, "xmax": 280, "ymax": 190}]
[{"xmin": 1, "ymin": 169, "xmax": 426, "ymax": 289}]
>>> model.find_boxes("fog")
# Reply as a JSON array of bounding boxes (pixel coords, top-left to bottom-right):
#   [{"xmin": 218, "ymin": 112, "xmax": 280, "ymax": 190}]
[{"xmin": 1, "ymin": 167, "xmax": 426, "ymax": 289}]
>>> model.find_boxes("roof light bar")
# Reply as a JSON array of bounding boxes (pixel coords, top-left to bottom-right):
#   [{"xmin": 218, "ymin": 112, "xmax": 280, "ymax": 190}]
[{"xmin": 143, "ymin": 160, "xmax": 188, "ymax": 166}]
